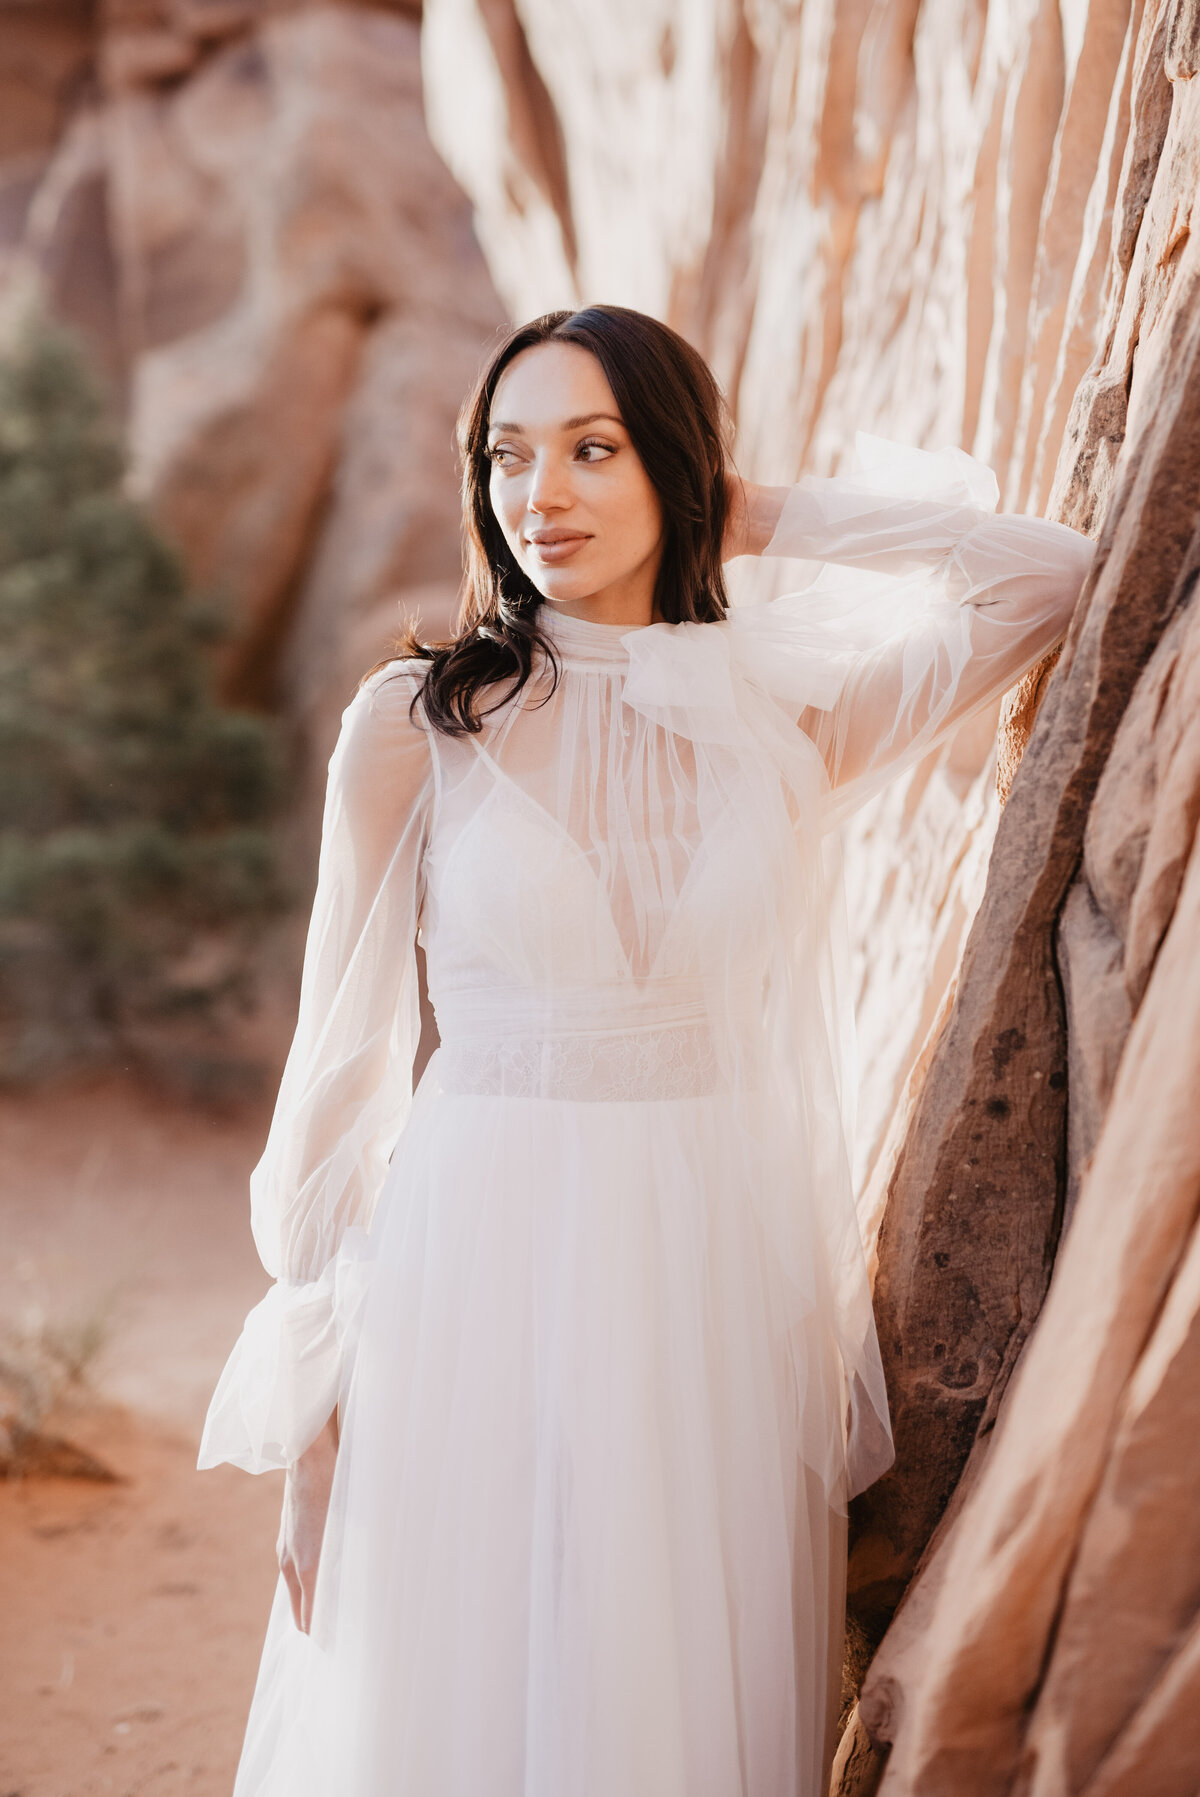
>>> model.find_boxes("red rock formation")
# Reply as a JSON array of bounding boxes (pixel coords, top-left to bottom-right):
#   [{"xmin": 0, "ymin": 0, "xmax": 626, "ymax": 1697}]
[
  {"xmin": 8, "ymin": 0, "xmax": 1200, "ymax": 1786},
  {"xmin": 421, "ymin": 2, "xmax": 1200, "ymax": 1790},
  {"xmin": 420, "ymin": 0, "xmax": 1149, "ymax": 1188},
  {"xmin": 0, "ymin": 0, "xmax": 504, "ymax": 768}
]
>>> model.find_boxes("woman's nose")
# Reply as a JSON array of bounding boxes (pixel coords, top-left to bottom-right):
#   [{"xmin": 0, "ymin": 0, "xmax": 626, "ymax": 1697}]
[{"xmin": 527, "ymin": 455, "xmax": 571, "ymax": 514}]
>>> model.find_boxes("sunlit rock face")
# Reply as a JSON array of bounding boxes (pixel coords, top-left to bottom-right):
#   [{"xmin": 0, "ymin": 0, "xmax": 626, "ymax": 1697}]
[
  {"xmin": 424, "ymin": 4, "xmax": 1200, "ymax": 1792},
  {"xmin": 419, "ymin": 0, "xmax": 1143, "ymax": 1184},
  {"xmin": 7, "ymin": 2, "xmax": 1200, "ymax": 1787},
  {"xmin": 0, "ymin": 0, "xmax": 505, "ymax": 771},
  {"xmin": 418, "ymin": 0, "xmax": 1118, "ymax": 1211}
]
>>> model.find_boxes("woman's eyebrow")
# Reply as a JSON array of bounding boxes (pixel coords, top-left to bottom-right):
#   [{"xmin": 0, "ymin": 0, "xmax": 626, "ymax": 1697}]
[
  {"xmin": 487, "ymin": 412, "xmax": 625, "ymax": 436},
  {"xmin": 562, "ymin": 412, "xmax": 624, "ymax": 430}
]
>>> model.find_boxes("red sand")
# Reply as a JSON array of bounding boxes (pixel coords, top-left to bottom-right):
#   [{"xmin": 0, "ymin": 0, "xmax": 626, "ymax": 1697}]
[{"xmin": 0, "ymin": 1078, "xmax": 288, "ymax": 1797}]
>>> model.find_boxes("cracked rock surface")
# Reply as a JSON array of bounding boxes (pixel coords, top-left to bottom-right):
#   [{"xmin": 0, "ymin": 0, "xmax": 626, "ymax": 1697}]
[{"xmin": 421, "ymin": 3, "xmax": 1200, "ymax": 1790}]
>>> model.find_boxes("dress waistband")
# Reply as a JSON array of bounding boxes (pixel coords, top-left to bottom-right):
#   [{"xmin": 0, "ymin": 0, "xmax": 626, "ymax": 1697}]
[{"xmin": 431, "ymin": 976, "xmax": 758, "ymax": 1043}]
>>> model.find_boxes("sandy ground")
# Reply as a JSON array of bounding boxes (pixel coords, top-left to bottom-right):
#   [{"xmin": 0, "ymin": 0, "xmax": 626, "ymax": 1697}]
[{"xmin": 0, "ymin": 1078, "xmax": 287, "ymax": 1797}]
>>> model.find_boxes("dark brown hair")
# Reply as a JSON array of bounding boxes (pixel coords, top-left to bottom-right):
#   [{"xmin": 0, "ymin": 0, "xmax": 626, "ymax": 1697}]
[{"xmin": 391, "ymin": 304, "xmax": 733, "ymax": 736}]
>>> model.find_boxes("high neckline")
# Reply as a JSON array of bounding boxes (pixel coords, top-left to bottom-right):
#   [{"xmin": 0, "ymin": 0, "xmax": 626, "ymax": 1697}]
[{"xmin": 537, "ymin": 604, "xmax": 656, "ymax": 668}]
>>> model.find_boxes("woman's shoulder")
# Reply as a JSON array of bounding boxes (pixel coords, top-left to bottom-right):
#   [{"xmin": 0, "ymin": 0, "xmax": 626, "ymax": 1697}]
[
  {"xmin": 352, "ymin": 656, "xmax": 433, "ymax": 721},
  {"xmin": 359, "ymin": 653, "xmax": 431, "ymax": 691},
  {"xmin": 336, "ymin": 658, "xmax": 438, "ymax": 781}
]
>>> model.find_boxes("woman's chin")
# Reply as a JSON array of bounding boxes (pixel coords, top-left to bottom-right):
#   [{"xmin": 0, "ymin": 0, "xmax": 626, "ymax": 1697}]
[{"xmin": 526, "ymin": 569, "xmax": 598, "ymax": 605}]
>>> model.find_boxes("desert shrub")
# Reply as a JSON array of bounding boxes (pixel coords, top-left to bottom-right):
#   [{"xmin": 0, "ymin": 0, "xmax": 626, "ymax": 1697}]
[
  {"xmin": 0, "ymin": 319, "xmax": 285, "ymax": 1083},
  {"xmin": 0, "ymin": 1297, "xmax": 119, "ymax": 1480}
]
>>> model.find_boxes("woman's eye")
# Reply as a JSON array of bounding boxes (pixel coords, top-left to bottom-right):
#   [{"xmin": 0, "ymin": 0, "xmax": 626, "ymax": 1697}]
[
  {"xmin": 488, "ymin": 446, "xmax": 519, "ymax": 467},
  {"xmin": 576, "ymin": 439, "xmax": 616, "ymax": 462}
]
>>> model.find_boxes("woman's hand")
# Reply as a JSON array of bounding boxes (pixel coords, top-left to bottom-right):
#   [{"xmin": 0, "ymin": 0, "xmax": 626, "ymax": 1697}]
[
  {"xmin": 722, "ymin": 470, "xmax": 791, "ymax": 562},
  {"xmin": 278, "ymin": 1408, "xmax": 339, "ymax": 1634}
]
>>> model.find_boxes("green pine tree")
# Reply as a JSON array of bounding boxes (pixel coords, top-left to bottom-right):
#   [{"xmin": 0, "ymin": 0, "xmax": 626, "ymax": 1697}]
[{"xmin": 0, "ymin": 318, "xmax": 286, "ymax": 1085}]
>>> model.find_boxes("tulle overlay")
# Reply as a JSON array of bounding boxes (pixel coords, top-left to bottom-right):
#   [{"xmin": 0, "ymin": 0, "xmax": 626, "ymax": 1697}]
[
  {"xmin": 199, "ymin": 439, "xmax": 1093, "ymax": 1796},
  {"xmin": 236, "ymin": 1071, "xmax": 847, "ymax": 1797}
]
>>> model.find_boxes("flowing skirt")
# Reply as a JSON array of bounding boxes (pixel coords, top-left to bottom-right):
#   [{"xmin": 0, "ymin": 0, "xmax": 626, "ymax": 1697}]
[{"xmin": 232, "ymin": 1062, "xmax": 848, "ymax": 1797}]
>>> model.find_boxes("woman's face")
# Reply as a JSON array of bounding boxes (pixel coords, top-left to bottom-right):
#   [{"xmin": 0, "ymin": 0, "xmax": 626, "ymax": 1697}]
[{"xmin": 486, "ymin": 341, "xmax": 664, "ymax": 623}]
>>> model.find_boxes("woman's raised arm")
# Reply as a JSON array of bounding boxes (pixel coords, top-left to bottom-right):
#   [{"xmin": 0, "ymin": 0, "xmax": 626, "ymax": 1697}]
[{"xmin": 727, "ymin": 439, "xmax": 1094, "ymax": 814}]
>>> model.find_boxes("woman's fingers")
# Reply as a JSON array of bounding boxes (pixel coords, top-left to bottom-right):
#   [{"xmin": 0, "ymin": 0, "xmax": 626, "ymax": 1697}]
[
  {"xmin": 725, "ymin": 477, "xmax": 792, "ymax": 559},
  {"xmin": 722, "ymin": 469, "xmax": 750, "ymax": 561},
  {"xmin": 280, "ymin": 1548, "xmax": 306, "ymax": 1632},
  {"xmin": 279, "ymin": 1539, "xmax": 322, "ymax": 1633},
  {"xmin": 279, "ymin": 1467, "xmax": 336, "ymax": 1632},
  {"xmin": 278, "ymin": 1412, "xmax": 339, "ymax": 1634}
]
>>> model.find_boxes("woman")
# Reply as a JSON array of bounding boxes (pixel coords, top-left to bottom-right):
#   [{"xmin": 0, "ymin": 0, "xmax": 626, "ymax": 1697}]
[{"xmin": 199, "ymin": 305, "xmax": 1093, "ymax": 1795}]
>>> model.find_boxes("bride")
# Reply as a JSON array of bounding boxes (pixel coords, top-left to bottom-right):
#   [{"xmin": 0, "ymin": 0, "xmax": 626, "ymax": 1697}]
[{"xmin": 198, "ymin": 304, "xmax": 1093, "ymax": 1796}]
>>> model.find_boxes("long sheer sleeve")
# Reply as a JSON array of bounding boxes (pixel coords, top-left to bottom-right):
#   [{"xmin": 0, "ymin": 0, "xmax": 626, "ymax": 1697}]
[
  {"xmin": 734, "ymin": 436, "xmax": 1095, "ymax": 818},
  {"xmin": 198, "ymin": 664, "xmax": 434, "ymax": 1474}
]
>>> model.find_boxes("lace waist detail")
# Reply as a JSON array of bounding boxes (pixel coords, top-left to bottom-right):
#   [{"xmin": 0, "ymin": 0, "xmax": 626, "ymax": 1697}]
[{"xmin": 430, "ymin": 977, "xmax": 760, "ymax": 1102}]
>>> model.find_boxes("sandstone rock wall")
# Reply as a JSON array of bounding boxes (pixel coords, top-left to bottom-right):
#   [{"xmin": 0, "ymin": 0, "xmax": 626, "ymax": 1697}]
[
  {"xmin": 420, "ymin": 0, "xmax": 1152, "ymax": 1184},
  {"xmin": 422, "ymin": 1, "xmax": 1200, "ymax": 1790},
  {"xmin": 7, "ymin": 0, "xmax": 1200, "ymax": 1785},
  {"xmin": 0, "ymin": 0, "xmax": 504, "ymax": 775},
  {"xmin": 852, "ymin": 14, "xmax": 1200, "ymax": 1786}
]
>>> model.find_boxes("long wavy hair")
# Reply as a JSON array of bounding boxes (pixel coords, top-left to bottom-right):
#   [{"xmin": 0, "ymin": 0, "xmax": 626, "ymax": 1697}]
[{"xmin": 390, "ymin": 305, "xmax": 734, "ymax": 737}]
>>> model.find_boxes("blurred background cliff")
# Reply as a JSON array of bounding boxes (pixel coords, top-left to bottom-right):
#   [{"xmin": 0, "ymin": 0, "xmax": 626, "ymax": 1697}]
[{"xmin": 2, "ymin": 2, "xmax": 1200, "ymax": 1795}]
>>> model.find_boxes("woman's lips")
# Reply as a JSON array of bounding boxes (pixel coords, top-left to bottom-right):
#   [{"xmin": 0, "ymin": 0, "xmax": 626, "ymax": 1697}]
[{"xmin": 527, "ymin": 533, "xmax": 590, "ymax": 564}]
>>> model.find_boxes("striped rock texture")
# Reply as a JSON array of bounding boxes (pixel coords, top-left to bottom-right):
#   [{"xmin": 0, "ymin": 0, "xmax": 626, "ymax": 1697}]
[{"xmin": 420, "ymin": 2, "xmax": 1200, "ymax": 1791}]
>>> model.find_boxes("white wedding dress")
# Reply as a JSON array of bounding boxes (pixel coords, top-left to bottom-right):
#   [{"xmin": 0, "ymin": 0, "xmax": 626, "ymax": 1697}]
[{"xmin": 198, "ymin": 439, "xmax": 1092, "ymax": 1797}]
